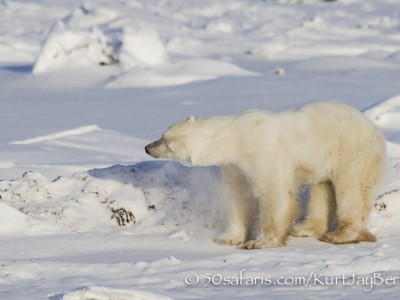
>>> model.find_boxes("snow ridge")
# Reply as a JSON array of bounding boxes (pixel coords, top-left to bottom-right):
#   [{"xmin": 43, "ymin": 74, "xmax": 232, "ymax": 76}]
[{"xmin": 10, "ymin": 125, "xmax": 101, "ymax": 145}]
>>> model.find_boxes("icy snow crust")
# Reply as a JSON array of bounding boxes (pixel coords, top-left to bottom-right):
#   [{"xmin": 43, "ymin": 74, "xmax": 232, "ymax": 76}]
[{"xmin": 1, "ymin": 0, "xmax": 400, "ymax": 299}]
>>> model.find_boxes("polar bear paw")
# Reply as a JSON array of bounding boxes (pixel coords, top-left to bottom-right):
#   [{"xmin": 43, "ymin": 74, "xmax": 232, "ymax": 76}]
[
  {"xmin": 291, "ymin": 221, "xmax": 325, "ymax": 238},
  {"xmin": 320, "ymin": 228, "xmax": 376, "ymax": 244},
  {"xmin": 214, "ymin": 233, "xmax": 245, "ymax": 246},
  {"xmin": 243, "ymin": 236, "xmax": 285, "ymax": 249}
]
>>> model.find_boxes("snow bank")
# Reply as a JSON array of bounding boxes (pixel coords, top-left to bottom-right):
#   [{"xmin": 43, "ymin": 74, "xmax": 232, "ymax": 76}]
[
  {"xmin": 365, "ymin": 95, "xmax": 400, "ymax": 132},
  {"xmin": 31, "ymin": 2, "xmax": 259, "ymax": 87},
  {"xmin": 33, "ymin": 21, "xmax": 117, "ymax": 74},
  {"xmin": 33, "ymin": 0, "xmax": 400, "ymax": 86},
  {"xmin": 32, "ymin": 4, "xmax": 119, "ymax": 73},
  {"xmin": 33, "ymin": 3, "xmax": 165, "ymax": 74},
  {"xmin": 364, "ymin": 95, "xmax": 400, "ymax": 170},
  {"xmin": 0, "ymin": 202, "xmax": 56, "ymax": 235},
  {"xmin": 33, "ymin": 20, "xmax": 168, "ymax": 74},
  {"xmin": 361, "ymin": 94, "xmax": 400, "ymax": 240},
  {"xmin": 0, "ymin": 162, "xmax": 222, "ymax": 235}
]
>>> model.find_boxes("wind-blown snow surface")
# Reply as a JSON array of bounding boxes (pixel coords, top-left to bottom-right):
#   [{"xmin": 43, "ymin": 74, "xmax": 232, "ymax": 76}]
[{"xmin": 1, "ymin": 0, "xmax": 400, "ymax": 299}]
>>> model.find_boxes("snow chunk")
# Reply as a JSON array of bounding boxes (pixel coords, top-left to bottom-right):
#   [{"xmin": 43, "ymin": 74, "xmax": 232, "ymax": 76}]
[
  {"xmin": 32, "ymin": 6, "xmax": 168, "ymax": 74},
  {"xmin": 32, "ymin": 4, "xmax": 120, "ymax": 74},
  {"xmin": 33, "ymin": 18, "xmax": 168, "ymax": 74},
  {"xmin": 119, "ymin": 26, "xmax": 168, "ymax": 68},
  {"xmin": 33, "ymin": 21, "xmax": 117, "ymax": 74}
]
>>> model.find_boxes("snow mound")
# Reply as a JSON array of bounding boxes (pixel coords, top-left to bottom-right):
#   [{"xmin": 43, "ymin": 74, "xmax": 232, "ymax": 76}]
[
  {"xmin": 0, "ymin": 162, "xmax": 223, "ymax": 234},
  {"xmin": 51, "ymin": 286, "xmax": 173, "ymax": 300},
  {"xmin": 365, "ymin": 95, "xmax": 400, "ymax": 129},
  {"xmin": 363, "ymin": 95, "xmax": 400, "ymax": 234},
  {"xmin": 0, "ymin": 170, "xmax": 145, "ymax": 233},
  {"xmin": 33, "ymin": 3, "xmax": 168, "ymax": 74},
  {"xmin": 371, "ymin": 188, "xmax": 400, "ymax": 240},
  {"xmin": 33, "ymin": 21, "xmax": 118, "ymax": 74},
  {"xmin": 0, "ymin": 202, "xmax": 57, "ymax": 235},
  {"xmin": 32, "ymin": 2, "xmax": 259, "ymax": 87},
  {"xmin": 364, "ymin": 95, "xmax": 400, "ymax": 149},
  {"xmin": 119, "ymin": 26, "xmax": 167, "ymax": 68}
]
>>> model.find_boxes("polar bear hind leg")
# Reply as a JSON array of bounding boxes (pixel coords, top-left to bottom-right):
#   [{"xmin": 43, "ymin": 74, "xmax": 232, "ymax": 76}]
[
  {"xmin": 320, "ymin": 153, "xmax": 383, "ymax": 244},
  {"xmin": 291, "ymin": 182, "xmax": 336, "ymax": 238}
]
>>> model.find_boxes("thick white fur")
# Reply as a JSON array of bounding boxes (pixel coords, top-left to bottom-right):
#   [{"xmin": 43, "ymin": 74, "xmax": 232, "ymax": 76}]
[{"xmin": 145, "ymin": 102, "xmax": 386, "ymax": 249}]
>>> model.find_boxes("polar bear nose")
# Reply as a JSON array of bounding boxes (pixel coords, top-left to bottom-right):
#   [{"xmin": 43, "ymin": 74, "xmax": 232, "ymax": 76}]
[{"xmin": 145, "ymin": 144, "xmax": 151, "ymax": 155}]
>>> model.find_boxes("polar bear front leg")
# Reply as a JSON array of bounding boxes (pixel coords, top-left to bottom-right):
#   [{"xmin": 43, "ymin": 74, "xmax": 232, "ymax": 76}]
[
  {"xmin": 214, "ymin": 165, "xmax": 255, "ymax": 246},
  {"xmin": 244, "ymin": 184, "xmax": 298, "ymax": 249}
]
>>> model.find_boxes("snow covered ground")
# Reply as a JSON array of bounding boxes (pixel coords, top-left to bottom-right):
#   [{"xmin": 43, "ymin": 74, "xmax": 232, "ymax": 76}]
[{"xmin": 1, "ymin": 0, "xmax": 400, "ymax": 299}]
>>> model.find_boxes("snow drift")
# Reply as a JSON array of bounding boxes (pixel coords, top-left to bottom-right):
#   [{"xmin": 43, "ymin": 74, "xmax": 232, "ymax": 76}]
[
  {"xmin": 32, "ymin": 3, "xmax": 258, "ymax": 87},
  {"xmin": 0, "ymin": 162, "xmax": 222, "ymax": 235}
]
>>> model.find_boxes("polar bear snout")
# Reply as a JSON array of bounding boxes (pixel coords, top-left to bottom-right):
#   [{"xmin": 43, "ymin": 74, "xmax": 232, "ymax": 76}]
[{"xmin": 145, "ymin": 139, "xmax": 166, "ymax": 158}]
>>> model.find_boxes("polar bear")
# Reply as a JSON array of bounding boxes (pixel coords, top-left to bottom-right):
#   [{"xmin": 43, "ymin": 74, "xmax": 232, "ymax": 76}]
[{"xmin": 145, "ymin": 102, "xmax": 385, "ymax": 249}]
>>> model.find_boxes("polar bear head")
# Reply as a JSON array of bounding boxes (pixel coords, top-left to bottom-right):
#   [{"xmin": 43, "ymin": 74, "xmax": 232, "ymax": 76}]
[{"xmin": 145, "ymin": 115, "xmax": 234, "ymax": 166}]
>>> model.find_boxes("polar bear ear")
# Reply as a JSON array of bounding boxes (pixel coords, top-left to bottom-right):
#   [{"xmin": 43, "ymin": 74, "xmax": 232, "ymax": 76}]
[{"xmin": 185, "ymin": 116, "xmax": 196, "ymax": 122}]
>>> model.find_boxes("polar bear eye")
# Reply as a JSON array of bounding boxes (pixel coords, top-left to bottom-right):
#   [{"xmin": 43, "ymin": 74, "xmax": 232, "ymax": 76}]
[{"xmin": 166, "ymin": 141, "xmax": 175, "ymax": 152}]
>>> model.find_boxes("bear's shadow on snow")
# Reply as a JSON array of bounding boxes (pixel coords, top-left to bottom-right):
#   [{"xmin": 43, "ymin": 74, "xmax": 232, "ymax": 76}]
[
  {"xmin": 87, "ymin": 160, "xmax": 221, "ymax": 196},
  {"xmin": 87, "ymin": 161, "xmax": 310, "ymax": 229},
  {"xmin": 88, "ymin": 160, "xmax": 225, "ymax": 229}
]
